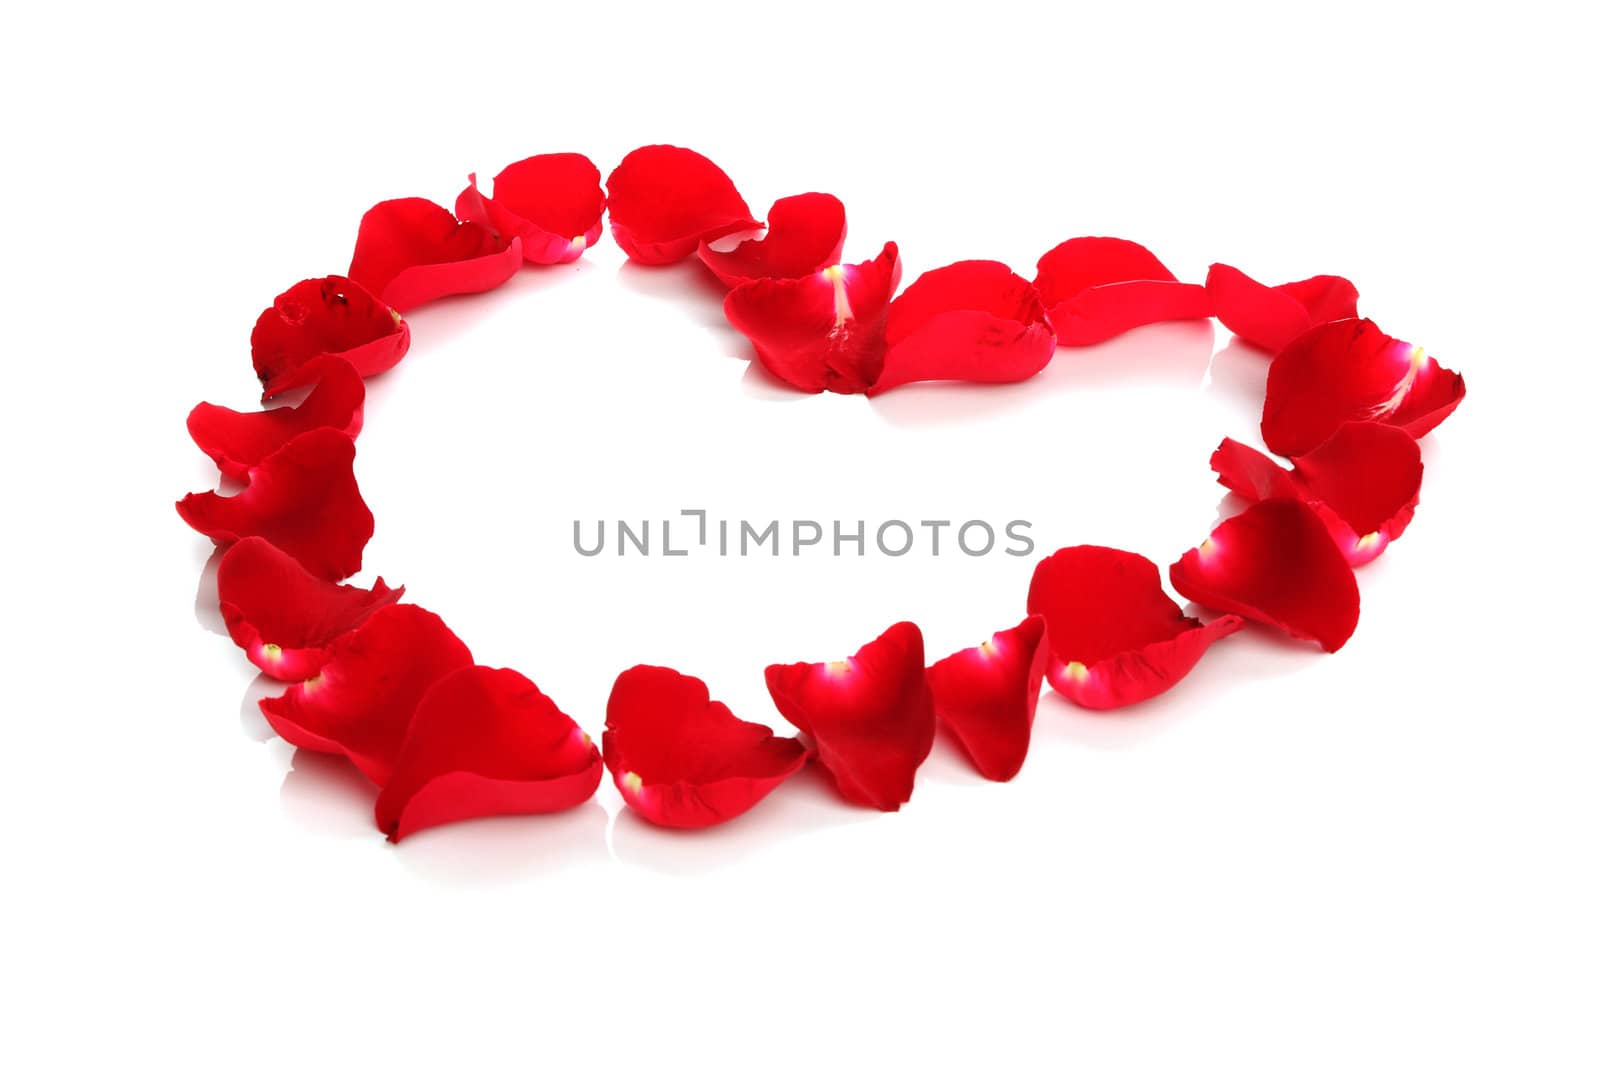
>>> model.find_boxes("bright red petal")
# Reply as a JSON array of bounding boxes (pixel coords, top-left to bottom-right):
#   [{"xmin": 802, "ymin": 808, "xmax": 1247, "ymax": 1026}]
[
  {"xmin": 251, "ymin": 276, "xmax": 410, "ymax": 398},
  {"xmin": 868, "ymin": 260, "xmax": 1057, "ymax": 395},
  {"xmin": 259, "ymin": 604, "xmax": 472, "ymax": 785},
  {"xmin": 697, "ymin": 192, "xmax": 846, "ymax": 287},
  {"xmin": 1262, "ymin": 317, "xmax": 1466, "ymax": 455},
  {"xmin": 927, "ymin": 616, "xmax": 1048, "ymax": 781},
  {"xmin": 454, "ymin": 152, "xmax": 606, "ymax": 265},
  {"xmin": 1212, "ymin": 422, "xmax": 1423, "ymax": 566},
  {"xmin": 763, "ymin": 621, "xmax": 934, "ymax": 811},
  {"xmin": 603, "ymin": 665, "xmax": 809, "ymax": 829},
  {"xmin": 217, "ymin": 536, "xmax": 403, "ymax": 682},
  {"xmin": 1033, "ymin": 237, "xmax": 1211, "ymax": 346},
  {"xmin": 346, "ymin": 197, "xmax": 522, "ymax": 311},
  {"xmin": 375, "ymin": 666, "xmax": 603, "ymax": 842},
  {"xmin": 724, "ymin": 242, "xmax": 902, "ymax": 394},
  {"xmin": 187, "ymin": 356, "xmax": 364, "ymax": 480},
  {"xmin": 605, "ymin": 145, "xmax": 759, "ymax": 265},
  {"xmin": 1206, "ymin": 263, "xmax": 1359, "ymax": 354},
  {"xmin": 1026, "ymin": 546, "xmax": 1242, "ymax": 709},
  {"xmin": 176, "ymin": 427, "xmax": 373, "ymax": 581},
  {"xmin": 1170, "ymin": 499, "xmax": 1360, "ymax": 652}
]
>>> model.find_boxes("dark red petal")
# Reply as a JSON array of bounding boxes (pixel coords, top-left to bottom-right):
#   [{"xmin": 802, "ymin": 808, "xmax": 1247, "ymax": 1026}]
[
  {"xmin": 259, "ymin": 604, "xmax": 472, "ymax": 785},
  {"xmin": 870, "ymin": 260, "xmax": 1057, "ymax": 395},
  {"xmin": 926, "ymin": 616, "xmax": 1048, "ymax": 781},
  {"xmin": 454, "ymin": 152, "xmax": 606, "ymax": 265},
  {"xmin": 1262, "ymin": 317, "xmax": 1466, "ymax": 455},
  {"xmin": 217, "ymin": 536, "xmax": 403, "ymax": 682},
  {"xmin": 1205, "ymin": 263, "xmax": 1360, "ymax": 354},
  {"xmin": 723, "ymin": 242, "xmax": 902, "ymax": 394},
  {"xmin": 697, "ymin": 192, "xmax": 846, "ymax": 287},
  {"xmin": 1026, "ymin": 546, "xmax": 1242, "ymax": 709},
  {"xmin": 763, "ymin": 621, "xmax": 934, "ymax": 811},
  {"xmin": 375, "ymin": 666, "xmax": 602, "ymax": 842},
  {"xmin": 605, "ymin": 145, "xmax": 759, "ymax": 265},
  {"xmin": 346, "ymin": 197, "xmax": 521, "ymax": 311},
  {"xmin": 187, "ymin": 356, "xmax": 364, "ymax": 480},
  {"xmin": 1033, "ymin": 237, "xmax": 1211, "ymax": 346},
  {"xmin": 175, "ymin": 426, "xmax": 373, "ymax": 581},
  {"xmin": 1169, "ymin": 499, "xmax": 1360, "ymax": 653},
  {"xmin": 250, "ymin": 276, "xmax": 410, "ymax": 397},
  {"xmin": 603, "ymin": 665, "xmax": 809, "ymax": 829},
  {"xmin": 1212, "ymin": 422, "xmax": 1423, "ymax": 566}
]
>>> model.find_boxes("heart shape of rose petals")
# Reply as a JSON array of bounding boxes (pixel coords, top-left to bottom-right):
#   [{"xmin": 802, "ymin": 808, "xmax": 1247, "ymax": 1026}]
[{"xmin": 182, "ymin": 143, "xmax": 1468, "ymax": 843}]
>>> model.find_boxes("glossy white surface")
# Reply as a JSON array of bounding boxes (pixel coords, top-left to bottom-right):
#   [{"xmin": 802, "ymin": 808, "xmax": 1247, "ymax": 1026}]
[{"xmin": 5, "ymin": 1, "xmax": 1595, "ymax": 1062}]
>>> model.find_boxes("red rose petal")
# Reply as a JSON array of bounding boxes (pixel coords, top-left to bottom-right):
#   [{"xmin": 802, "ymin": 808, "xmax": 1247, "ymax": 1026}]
[
  {"xmin": 217, "ymin": 536, "xmax": 403, "ymax": 682},
  {"xmin": 251, "ymin": 276, "xmax": 410, "ymax": 398},
  {"xmin": 187, "ymin": 356, "xmax": 364, "ymax": 480},
  {"xmin": 454, "ymin": 152, "xmax": 606, "ymax": 265},
  {"xmin": 1206, "ymin": 263, "xmax": 1360, "ymax": 354},
  {"xmin": 724, "ymin": 242, "xmax": 902, "ymax": 394},
  {"xmin": 605, "ymin": 145, "xmax": 760, "ymax": 265},
  {"xmin": 1212, "ymin": 422, "xmax": 1423, "ymax": 566},
  {"xmin": 603, "ymin": 665, "xmax": 809, "ymax": 829},
  {"xmin": 1170, "ymin": 499, "xmax": 1361, "ymax": 653},
  {"xmin": 763, "ymin": 620, "xmax": 934, "ymax": 811},
  {"xmin": 870, "ymin": 260, "xmax": 1057, "ymax": 395},
  {"xmin": 1026, "ymin": 546, "xmax": 1242, "ymax": 710},
  {"xmin": 697, "ymin": 192, "xmax": 846, "ymax": 287},
  {"xmin": 346, "ymin": 197, "xmax": 522, "ymax": 311},
  {"xmin": 375, "ymin": 666, "xmax": 603, "ymax": 842},
  {"xmin": 259, "ymin": 604, "xmax": 472, "ymax": 785},
  {"xmin": 926, "ymin": 616, "xmax": 1048, "ymax": 781},
  {"xmin": 1033, "ymin": 237, "xmax": 1211, "ymax": 346},
  {"xmin": 1262, "ymin": 317, "xmax": 1466, "ymax": 455},
  {"xmin": 175, "ymin": 426, "xmax": 373, "ymax": 581}
]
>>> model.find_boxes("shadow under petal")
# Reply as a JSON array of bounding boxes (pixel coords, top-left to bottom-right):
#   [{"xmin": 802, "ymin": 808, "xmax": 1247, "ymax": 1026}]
[
  {"xmin": 739, "ymin": 355, "xmax": 818, "ymax": 401},
  {"xmin": 278, "ymin": 749, "xmax": 379, "ymax": 840},
  {"xmin": 194, "ymin": 544, "xmax": 228, "ymax": 636},
  {"xmin": 615, "ymin": 258, "xmax": 731, "ymax": 329},
  {"xmin": 609, "ymin": 762, "xmax": 877, "ymax": 877},
  {"xmin": 868, "ymin": 377, "xmax": 1043, "ymax": 429},
  {"xmin": 1044, "ymin": 318, "xmax": 1217, "ymax": 392},
  {"xmin": 394, "ymin": 800, "xmax": 611, "ymax": 887},
  {"xmin": 1204, "ymin": 336, "xmax": 1275, "ymax": 425},
  {"xmin": 239, "ymin": 673, "xmax": 284, "ymax": 742}
]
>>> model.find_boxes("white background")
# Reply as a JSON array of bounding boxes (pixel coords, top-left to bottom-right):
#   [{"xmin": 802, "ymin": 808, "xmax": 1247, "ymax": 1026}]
[{"xmin": 4, "ymin": 1, "xmax": 1596, "ymax": 1063}]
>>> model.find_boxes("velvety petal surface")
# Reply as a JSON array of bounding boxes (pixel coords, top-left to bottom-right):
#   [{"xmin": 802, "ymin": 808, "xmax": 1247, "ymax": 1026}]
[
  {"xmin": 1262, "ymin": 317, "xmax": 1466, "ymax": 455},
  {"xmin": 375, "ymin": 666, "xmax": 603, "ymax": 842},
  {"xmin": 251, "ymin": 276, "xmax": 409, "ymax": 397},
  {"xmin": 927, "ymin": 616, "xmax": 1049, "ymax": 781},
  {"xmin": 259, "ymin": 605, "xmax": 473, "ymax": 784},
  {"xmin": 604, "ymin": 665, "xmax": 809, "ymax": 829},
  {"xmin": 455, "ymin": 152, "xmax": 606, "ymax": 265},
  {"xmin": 870, "ymin": 260, "xmax": 1057, "ymax": 394},
  {"xmin": 217, "ymin": 536, "xmax": 403, "ymax": 682},
  {"xmin": 1026, "ymin": 546, "xmax": 1242, "ymax": 709},
  {"xmin": 1206, "ymin": 263, "xmax": 1359, "ymax": 354},
  {"xmin": 764, "ymin": 621, "xmax": 934, "ymax": 811},
  {"xmin": 605, "ymin": 145, "xmax": 759, "ymax": 265},
  {"xmin": 1212, "ymin": 422, "xmax": 1423, "ymax": 565},
  {"xmin": 188, "ymin": 356, "xmax": 364, "ymax": 480},
  {"xmin": 698, "ymin": 192, "xmax": 846, "ymax": 287},
  {"xmin": 1170, "ymin": 499, "xmax": 1361, "ymax": 652},
  {"xmin": 1034, "ymin": 237, "xmax": 1211, "ymax": 345},
  {"xmin": 347, "ymin": 197, "xmax": 521, "ymax": 311},
  {"xmin": 724, "ymin": 242, "xmax": 902, "ymax": 393},
  {"xmin": 176, "ymin": 426, "xmax": 373, "ymax": 581}
]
